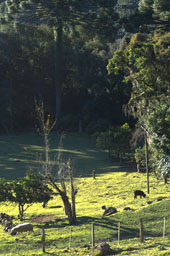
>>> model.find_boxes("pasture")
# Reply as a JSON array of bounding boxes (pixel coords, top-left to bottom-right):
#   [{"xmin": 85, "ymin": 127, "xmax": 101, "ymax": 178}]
[{"xmin": 0, "ymin": 132, "xmax": 170, "ymax": 255}]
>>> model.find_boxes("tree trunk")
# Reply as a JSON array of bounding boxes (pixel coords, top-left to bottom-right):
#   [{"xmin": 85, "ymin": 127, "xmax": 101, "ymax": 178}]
[
  {"xmin": 61, "ymin": 192, "xmax": 75, "ymax": 225},
  {"xmin": 48, "ymin": 175, "xmax": 76, "ymax": 225},
  {"xmin": 145, "ymin": 132, "xmax": 149, "ymax": 194},
  {"xmin": 19, "ymin": 205, "xmax": 24, "ymax": 221},
  {"xmin": 54, "ymin": 20, "xmax": 63, "ymax": 125},
  {"xmin": 163, "ymin": 174, "xmax": 168, "ymax": 184},
  {"xmin": 137, "ymin": 162, "xmax": 141, "ymax": 173},
  {"xmin": 68, "ymin": 163, "xmax": 76, "ymax": 222}
]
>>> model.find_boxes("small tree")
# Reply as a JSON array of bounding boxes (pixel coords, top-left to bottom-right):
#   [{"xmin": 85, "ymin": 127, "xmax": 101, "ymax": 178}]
[
  {"xmin": 12, "ymin": 171, "xmax": 52, "ymax": 220},
  {"xmin": 97, "ymin": 123, "xmax": 132, "ymax": 162}
]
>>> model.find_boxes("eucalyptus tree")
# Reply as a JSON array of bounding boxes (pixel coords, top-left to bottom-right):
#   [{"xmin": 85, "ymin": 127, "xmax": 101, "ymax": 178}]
[
  {"xmin": 107, "ymin": 30, "xmax": 170, "ymax": 182},
  {"xmin": 3, "ymin": 0, "xmax": 119, "ymax": 124}
]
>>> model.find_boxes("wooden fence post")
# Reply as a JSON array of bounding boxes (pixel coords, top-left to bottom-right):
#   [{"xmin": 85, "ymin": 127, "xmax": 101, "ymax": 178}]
[
  {"xmin": 69, "ymin": 227, "xmax": 72, "ymax": 250},
  {"xmin": 92, "ymin": 170, "xmax": 96, "ymax": 179},
  {"xmin": 139, "ymin": 219, "xmax": 144, "ymax": 243},
  {"xmin": 91, "ymin": 223, "xmax": 95, "ymax": 249},
  {"xmin": 15, "ymin": 238, "xmax": 19, "ymax": 255},
  {"xmin": 118, "ymin": 222, "xmax": 120, "ymax": 245},
  {"xmin": 41, "ymin": 228, "xmax": 46, "ymax": 253},
  {"xmin": 163, "ymin": 217, "xmax": 166, "ymax": 240}
]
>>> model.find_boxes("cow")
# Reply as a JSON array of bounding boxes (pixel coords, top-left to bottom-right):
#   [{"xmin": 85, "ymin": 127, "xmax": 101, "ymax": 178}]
[{"xmin": 134, "ymin": 190, "xmax": 146, "ymax": 199}]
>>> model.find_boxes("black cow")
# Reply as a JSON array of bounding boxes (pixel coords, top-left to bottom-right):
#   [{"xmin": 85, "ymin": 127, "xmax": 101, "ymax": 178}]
[{"xmin": 134, "ymin": 190, "xmax": 146, "ymax": 199}]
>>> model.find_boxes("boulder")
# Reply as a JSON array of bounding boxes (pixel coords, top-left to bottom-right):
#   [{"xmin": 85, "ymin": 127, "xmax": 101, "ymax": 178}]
[{"xmin": 98, "ymin": 242, "xmax": 111, "ymax": 254}]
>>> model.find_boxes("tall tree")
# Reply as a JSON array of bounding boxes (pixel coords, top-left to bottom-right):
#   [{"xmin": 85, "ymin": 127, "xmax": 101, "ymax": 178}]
[{"xmin": 107, "ymin": 30, "xmax": 170, "ymax": 181}]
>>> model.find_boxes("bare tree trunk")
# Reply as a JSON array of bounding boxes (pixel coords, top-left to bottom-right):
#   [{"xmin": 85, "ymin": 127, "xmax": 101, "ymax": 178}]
[
  {"xmin": 48, "ymin": 175, "xmax": 76, "ymax": 225},
  {"xmin": 68, "ymin": 160, "xmax": 76, "ymax": 222},
  {"xmin": 54, "ymin": 19, "xmax": 63, "ymax": 124},
  {"xmin": 145, "ymin": 131, "xmax": 149, "ymax": 194},
  {"xmin": 62, "ymin": 192, "xmax": 74, "ymax": 225}
]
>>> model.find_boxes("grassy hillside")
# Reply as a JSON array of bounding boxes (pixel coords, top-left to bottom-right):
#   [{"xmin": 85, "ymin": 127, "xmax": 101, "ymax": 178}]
[
  {"xmin": 0, "ymin": 132, "xmax": 135, "ymax": 179},
  {"xmin": 0, "ymin": 132, "xmax": 169, "ymax": 255}
]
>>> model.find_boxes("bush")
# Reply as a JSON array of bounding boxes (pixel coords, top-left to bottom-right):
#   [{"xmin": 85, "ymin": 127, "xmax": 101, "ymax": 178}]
[
  {"xmin": 86, "ymin": 119, "xmax": 110, "ymax": 136},
  {"xmin": 96, "ymin": 123, "xmax": 132, "ymax": 161}
]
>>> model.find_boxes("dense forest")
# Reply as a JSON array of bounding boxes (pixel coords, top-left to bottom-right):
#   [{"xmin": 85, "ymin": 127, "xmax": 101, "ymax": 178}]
[
  {"xmin": 1, "ymin": 0, "xmax": 170, "ymax": 181},
  {"xmin": 0, "ymin": 0, "xmax": 140, "ymax": 132}
]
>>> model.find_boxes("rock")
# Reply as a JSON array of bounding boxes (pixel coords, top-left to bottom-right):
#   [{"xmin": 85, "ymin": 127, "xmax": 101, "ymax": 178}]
[
  {"xmin": 147, "ymin": 201, "xmax": 152, "ymax": 204},
  {"xmin": 157, "ymin": 197, "xmax": 164, "ymax": 201},
  {"xmin": 83, "ymin": 244, "xmax": 90, "ymax": 250},
  {"xmin": 124, "ymin": 207, "xmax": 131, "ymax": 211},
  {"xmin": 98, "ymin": 242, "xmax": 111, "ymax": 254},
  {"xmin": 63, "ymin": 249, "xmax": 68, "ymax": 253}
]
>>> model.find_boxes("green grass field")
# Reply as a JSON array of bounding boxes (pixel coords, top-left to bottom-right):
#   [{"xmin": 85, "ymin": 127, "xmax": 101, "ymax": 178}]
[{"xmin": 0, "ymin": 132, "xmax": 170, "ymax": 255}]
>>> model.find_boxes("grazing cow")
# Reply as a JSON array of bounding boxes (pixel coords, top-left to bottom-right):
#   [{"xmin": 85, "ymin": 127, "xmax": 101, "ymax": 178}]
[{"xmin": 134, "ymin": 190, "xmax": 146, "ymax": 199}]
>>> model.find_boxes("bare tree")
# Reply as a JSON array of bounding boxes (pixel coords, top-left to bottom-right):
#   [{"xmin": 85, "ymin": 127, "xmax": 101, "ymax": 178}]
[{"xmin": 35, "ymin": 99, "xmax": 77, "ymax": 224}]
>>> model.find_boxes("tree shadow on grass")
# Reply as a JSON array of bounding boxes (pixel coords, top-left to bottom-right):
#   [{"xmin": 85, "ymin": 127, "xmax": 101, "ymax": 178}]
[
  {"xmin": 41, "ymin": 252, "xmax": 57, "ymax": 255},
  {"xmin": 107, "ymin": 240, "xmax": 168, "ymax": 255},
  {"xmin": 49, "ymin": 205, "xmax": 62, "ymax": 209},
  {"xmin": 35, "ymin": 215, "xmax": 140, "ymax": 240},
  {"xmin": 0, "ymin": 132, "xmax": 137, "ymax": 180}
]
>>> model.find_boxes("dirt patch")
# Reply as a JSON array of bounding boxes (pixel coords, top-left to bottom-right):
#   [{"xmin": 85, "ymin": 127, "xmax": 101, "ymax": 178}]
[{"xmin": 31, "ymin": 215, "xmax": 57, "ymax": 223}]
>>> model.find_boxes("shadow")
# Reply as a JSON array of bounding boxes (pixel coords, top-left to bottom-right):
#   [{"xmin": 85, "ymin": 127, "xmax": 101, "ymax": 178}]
[
  {"xmin": 107, "ymin": 240, "xmax": 168, "ymax": 255},
  {"xmin": 96, "ymin": 249, "xmax": 123, "ymax": 256},
  {"xmin": 41, "ymin": 252, "xmax": 56, "ymax": 255},
  {"xmin": 35, "ymin": 215, "xmax": 139, "ymax": 240},
  {"xmin": 49, "ymin": 205, "xmax": 62, "ymax": 209},
  {"xmin": 0, "ymin": 132, "xmax": 137, "ymax": 180}
]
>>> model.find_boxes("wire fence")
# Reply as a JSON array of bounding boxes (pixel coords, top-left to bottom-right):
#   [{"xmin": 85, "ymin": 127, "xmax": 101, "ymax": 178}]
[
  {"xmin": 1, "ymin": 215, "xmax": 169, "ymax": 255},
  {"xmin": 40, "ymin": 216, "xmax": 170, "ymax": 252}
]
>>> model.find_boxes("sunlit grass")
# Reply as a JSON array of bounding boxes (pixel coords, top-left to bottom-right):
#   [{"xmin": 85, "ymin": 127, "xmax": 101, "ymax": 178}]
[
  {"xmin": 0, "ymin": 132, "xmax": 170, "ymax": 255},
  {"xmin": 0, "ymin": 170, "xmax": 170, "ymax": 255}
]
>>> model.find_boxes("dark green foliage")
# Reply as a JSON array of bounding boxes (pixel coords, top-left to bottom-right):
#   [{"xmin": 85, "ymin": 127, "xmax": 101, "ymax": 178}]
[
  {"xmin": 0, "ymin": 0, "xmax": 135, "ymax": 133},
  {"xmin": 0, "ymin": 171, "xmax": 53, "ymax": 220},
  {"xmin": 139, "ymin": 0, "xmax": 170, "ymax": 25},
  {"xmin": 86, "ymin": 119, "xmax": 110, "ymax": 135},
  {"xmin": 138, "ymin": 0, "xmax": 154, "ymax": 13},
  {"xmin": 0, "ymin": 24, "xmax": 56, "ymax": 131},
  {"xmin": 0, "ymin": 178, "xmax": 13, "ymax": 202},
  {"xmin": 108, "ymin": 27, "xmax": 170, "ymax": 181},
  {"xmin": 96, "ymin": 123, "xmax": 132, "ymax": 161}
]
